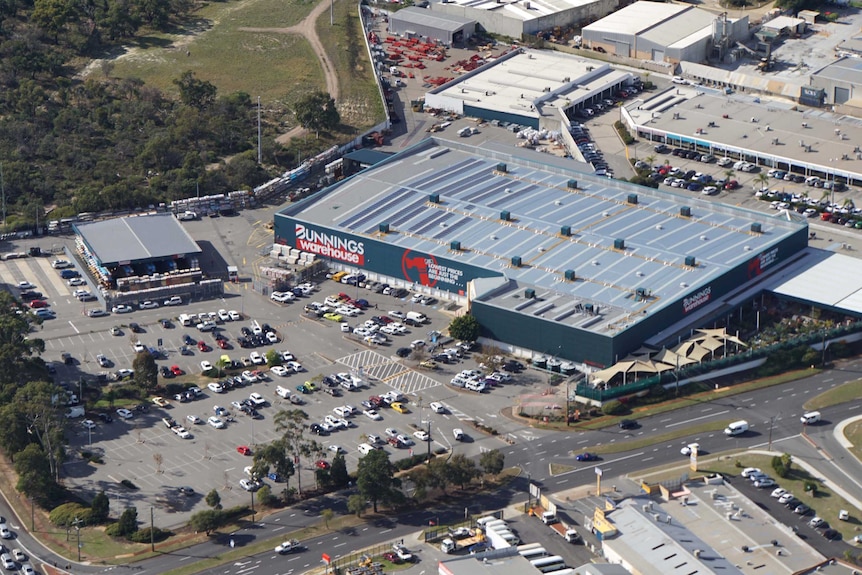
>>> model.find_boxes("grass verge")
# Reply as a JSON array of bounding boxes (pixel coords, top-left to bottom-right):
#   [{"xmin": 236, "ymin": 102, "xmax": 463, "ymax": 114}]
[
  {"xmin": 844, "ymin": 420, "xmax": 862, "ymax": 462},
  {"xmin": 803, "ymin": 378, "xmax": 862, "ymax": 411},
  {"xmin": 576, "ymin": 419, "xmax": 735, "ymax": 455}
]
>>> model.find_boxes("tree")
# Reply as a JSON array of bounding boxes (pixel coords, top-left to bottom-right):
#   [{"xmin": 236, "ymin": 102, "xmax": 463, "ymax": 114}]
[
  {"xmin": 273, "ymin": 409, "xmax": 319, "ymax": 495},
  {"xmin": 480, "ymin": 449, "xmax": 505, "ymax": 476},
  {"xmin": 347, "ymin": 494, "xmax": 366, "ymax": 517},
  {"xmin": 448, "ymin": 454, "xmax": 480, "ymax": 490},
  {"xmin": 205, "ymin": 489, "xmax": 222, "ymax": 510},
  {"xmin": 132, "ymin": 351, "xmax": 158, "ymax": 391},
  {"xmin": 91, "ymin": 491, "xmax": 110, "ymax": 523},
  {"xmin": 111, "ymin": 507, "xmax": 138, "ymax": 537},
  {"xmin": 265, "ymin": 349, "xmax": 281, "ymax": 367},
  {"xmin": 426, "ymin": 457, "xmax": 450, "ymax": 494},
  {"xmin": 188, "ymin": 509, "xmax": 222, "ymax": 535},
  {"xmin": 755, "ymin": 172, "xmax": 769, "ymax": 191},
  {"xmin": 14, "ymin": 443, "xmax": 56, "ymax": 504},
  {"xmin": 329, "ymin": 453, "xmax": 350, "ymax": 488},
  {"xmin": 356, "ymin": 449, "xmax": 399, "ymax": 513},
  {"xmin": 475, "ymin": 345, "xmax": 504, "ymax": 374},
  {"xmin": 173, "ymin": 71, "xmax": 217, "ymax": 110},
  {"xmin": 448, "ymin": 314, "xmax": 480, "ymax": 342},
  {"xmin": 256, "ymin": 485, "xmax": 276, "ymax": 507},
  {"xmin": 321, "ymin": 508, "xmax": 334, "ymax": 529},
  {"xmin": 292, "ymin": 91, "xmax": 339, "ymax": 137}
]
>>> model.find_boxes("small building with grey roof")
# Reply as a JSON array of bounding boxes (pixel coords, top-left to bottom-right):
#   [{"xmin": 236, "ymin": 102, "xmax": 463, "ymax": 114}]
[
  {"xmin": 389, "ymin": 7, "xmax": 475, "ymax": 45},
  {"xmin": 274, "ymin": 137, "xmax": 807, "ymax": 366},
  {"xmin": 810, "ymin": 56, "xmax": 862, "ymax": 106},
  {"xmin": 424, "ymin": 48, "xmax": 633, "ymax": 130},
  {"xmin": 429, "ymin": 0, "xmax": 617, "ymax": 39},
  {"xmin": 581, "ymin": 2, "xmax": 748, "ymax": 65},
  {"xmin": 74, "ymin": 213, "xmax": 204, "ymax": 289}
]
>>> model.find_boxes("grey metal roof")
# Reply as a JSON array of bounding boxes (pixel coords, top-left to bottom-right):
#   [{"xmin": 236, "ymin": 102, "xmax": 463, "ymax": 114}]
[
  {"xmin": 74, "ymin": 213, "xmax": 201, "ymax": 265},
  {"xmin": 768, "ymin": 251, "xmax": 862, "ymax": 314},
  {"xmin": 344, "ymin": 149, "xmax": 393, "ymax": 165},
  {"xmin": 811, "ymin": 55, "xmax": 862, "ymax": 85},
  {"xmin": 390, "ymin": 6, "xmax": 475, "ymax": 31},
  {"xmin": 290, "ymin": 138, "xmax": 804, "ymax": 336}
]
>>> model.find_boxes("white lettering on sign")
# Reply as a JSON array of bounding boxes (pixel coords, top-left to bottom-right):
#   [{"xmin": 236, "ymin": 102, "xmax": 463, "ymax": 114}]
[
  {"xmin": 295, "ymin": 224, "xmax": 365, "ymax": 265},
  {"xmin": 683, "ymin": 286, "xmax": 711, "ymax": 313},
  {"xmin": 424, "ymin": 260, "xmax": 464, "ymax": 286}
]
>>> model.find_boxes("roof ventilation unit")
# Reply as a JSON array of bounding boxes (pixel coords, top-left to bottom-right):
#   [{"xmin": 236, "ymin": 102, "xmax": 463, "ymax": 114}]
[
  {"xmin": 680, "ymin": 206, "xmax": 692, "ymax": 217},
  {"xmin": 560, "ymin": 225, "xmax": 571, "ymax": 237},
  {"xmin": 525, "ymin": 288, "xmax": 536, "ymax": 299},
  {"xmin": 614, "ymin": 238, "xmax": 625, "ymax": 250},
  {"xmin": 567, "ymin": 179, "xmax": 578, "ymax": 189},
  {"xmin": 450, "ymin": 241, "xmax": 461, "ymax": 251},
  {"xmin": 750, "ymin": 222, "xmax": 763, "ymax": 233},
  {"xmin": 564, "ymin": 269, "xmax": 576, "ymax": 281},
  {"xmin": 378, "ymin": 223, "xmax": 390, "ymax": 234},
  {"xmin": 500, "ymin": 210, "xmax": 511, "ymax": 221},
  {"xmin": 496, "ymin": 163, "xmax": 507, "ymax": 173},
  {"xmin": 511, "ymin": 256, "xmax": 522, "ymax": 267},
  {"xmin": 684, "ymin": 255, "xmax": 697, "ymax": 267},
  {"xmin": 627, "ymin": 193, "xmax": 638, "ymax": 204},
  {"xmin": 429, "ymin": 194, "xmax": 440, "ymax": 203}
]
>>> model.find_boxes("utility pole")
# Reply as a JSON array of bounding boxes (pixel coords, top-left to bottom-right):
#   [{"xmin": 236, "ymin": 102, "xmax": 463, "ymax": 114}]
[
  {"xmin": 0, "ymin": 162, "xmax": 5, "ymax": 228},
  {"xmin": 72, "ymin": 516, "xmax": 83, "ymax": 561},
  {"xmin": 150, "ymin": 507, "xmax": 155, "ymax": 552},
  {"xmin": 257, "ymin": 96, "xmax": 262, "ymax": 165}
]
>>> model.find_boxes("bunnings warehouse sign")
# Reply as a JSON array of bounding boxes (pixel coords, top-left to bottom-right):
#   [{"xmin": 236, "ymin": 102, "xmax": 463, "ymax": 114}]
[{"xmin": 276, "ymin": 218, "xmax": 496, "ymax": 294}]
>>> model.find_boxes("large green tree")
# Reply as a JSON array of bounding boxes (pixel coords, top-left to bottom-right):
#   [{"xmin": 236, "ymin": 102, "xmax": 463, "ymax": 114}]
[
  {"xmin": 448, "ymin": 454, "xmax": 480, "ymax": 490},
  {"xmin": 356, "ymin": 449, "xmax": 400, "ymax": 513},
  {"xmin": 292, "ymin": 91, "xmax": 339, "ymax": 137},
  {"xmin": 132, "ymin": 351, "xmax": 158, "ymax": 391},
  {"xmin": 479, "ymin": 449, "xmax": 505, "ymax": 476},
  {"xmin": 173, "ymin": 70, "xmax": 217, "ymax": 111},
  {"xmin": 91, "ymin": 491, "xmax": 110, "ymax": 523},
  {"xmin": 273, "ymin": 409, "xmax": 322, "ymax": 495},
  {"xmin": 329, "ymin": 453, "xmax": 350, "ymax": 489},
  {"xmin": 448, "ymin": 314, "xmax": 480, "ymax": 342},
  {"xmin": 14, "ymin": 443, "xmax": 56, "ymax": 504}
]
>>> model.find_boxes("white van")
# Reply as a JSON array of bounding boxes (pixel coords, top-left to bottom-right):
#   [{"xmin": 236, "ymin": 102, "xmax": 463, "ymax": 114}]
[
  {"xmin": 724, "ymin": 420, "xmax": 749, "ymax": 436},
  {"xmin": 358, "ymin": 443, "xmax": 375, "ymax": 455},
  {"xmin": 406, "ymin": 311, "xmax": 427, "ymax": 324},
  {"xmin": 495, "ymin": 530, "xmax": 520, "ymax": 545},
  {"xmin": 453, "ymin": 428, "xmax": 465, "ymax": 441},
  {"xmin": 178, "ymin": 313, "xmax": 196, "ymax": 327},
  {"xmin": 800, "ymin": 411, "xmax": 821, "ymax": 425},
  {"xmin": 484, "ymin": 520, "xmax": 508, "ymax": 531},
  {"xmin": 476, "ymin": 516, "xmax": 501, "ymax": 527}
]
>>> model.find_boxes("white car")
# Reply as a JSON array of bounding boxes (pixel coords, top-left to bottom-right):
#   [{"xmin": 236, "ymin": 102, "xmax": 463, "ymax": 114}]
[
  {"xmin": 396, "ymin": 434, "xmax": 414, "ymax": 446},
  {"xmin": 741, "ymin": 467, "xmax": 762, "ymax": 478},
  {"xmin": 207, "ymin": 416, "xmax": 225, "ymax": 429},
  {"xmin": 429, "ymin": 402, "xmax": 445, "ymax": 414},
  {"xmin": 0, "ymin": 553, "xmax": 13, "ymax": 568},
  {"xmin": 68, "ymin": 277, "xmax": 85, "ymax": 286},
  {"xmin": 410, "ymin": 339, "xmax": 426, "ymax": 349},
  {"xmin": 21, "ymin": 564, "xmax": 35, "ymax": 575},
  {"xmin": 328, "ymin": 445, "xmax": 345, "ymax": 454},
  {"xmin": 200, "ymin": 360, "xmax": 213, "ymax": 371},
  {"xmin": 133, "ymin": 341, "xmax": 146, "ymax": 353},
  {"xmin": 385, "ymin": 427, "xmax": 399, "ymax": 438},
  {"xmin": 139, "ymin": 300, "xmax": 159, "ymax": 309},
  {"xmin": 207, "ymin": 382, "xmax": 224, "ymax": 393},
  {"xmin": 163, "ymin": 296, "xmax": 183, "ymax": 306},
  {"xmin": 250, "ymin": 352, "xmax": 265, "ymax": 365},
  {"xmin": 279, "ymin": 350, "xmax": 296, "ymax": 362},
  {"xmin": 266, "ymin": 331, "xmax": 278, "ymax": 344},
  {"xmin": 333, "ymin": 406, "xmax": 351, "ymax": 418},
  {"xmin": 116, "ymin": 408, "xmax": 134, "ymax": 419},
  {"xmin": 52, "ymin": 259, "xmax": 72, "ymax": 269},
  {"xmin": 287, "ymin": 360, "xmax": 303, "ymax": 372},
  {"xmin": 87, "ymin": 309, "xmax": 109, "ymax": 317},
  {"xmin": 81, "ymin": 419, "xmax": 96, "ymax": 430},
  {"xmin": 363, "ymin": 409, "xmax": 382, "ymax": 421},
  {"xmin": 239, "ymin": 478, "xmax": 260, "ymax": 492},
  {"xmin": 388, "ymin": 310, "xmax": 406, "ymax": 320},
  {"xmin": 17, "ymin": 281, "xmax": 35, "ymax": 290},
  {"xmin": 241, "ymin": 370, "xmax": 258, "ymax": 383},
  {"xmin": 249, "ymin": 393, "xmax": 266, "ymax": 406},
  {"xmin": 770, "ymin": 487, "xmax": 787, "ymax": 498},
  {"xmin": 186, "ymin": 414, "xmax": 202, "ymax": 425},
  {"xmin": 112, "ymin": 304, "xmax": 133, "ymax": 314},
  {"xmin": 96, "ymin": 354, "xmax": 111, "ymax": 367},
  {"xmin": 271, "ymin": 365, "xmax": 289, "ymax": 377},
  {"xmin": 116, "ymin": 368, "xmax": 134, "ymax": 379},
  {"xmin": 228, "ymin": 310, "xmax": 241, "ymax": 321},
  {"xmin": 197, "ymin": 321, "xmax": 217, "ymax": 332},
  {"xmin": 680, "ymin": 442, "xmax": 700, "ymax": 456},
  {"xmin": 218, "ymin": 309, "xmax": 231, "ymax": 322},
  {"xmin": 172, "ymin": 426, "xmax": 192, "ymax": 439}
]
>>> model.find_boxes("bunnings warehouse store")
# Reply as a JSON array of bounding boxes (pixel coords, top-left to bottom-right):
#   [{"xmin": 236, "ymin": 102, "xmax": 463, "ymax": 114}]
[{"xmin": 274, "ymin": 138, "xmax": 808, "ymax": 368}]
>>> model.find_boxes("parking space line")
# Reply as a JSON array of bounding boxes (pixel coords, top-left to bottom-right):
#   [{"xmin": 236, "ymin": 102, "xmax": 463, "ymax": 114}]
[{"xmin": 33, "ymin": 257, "xmax": 72, "ymax": 296}]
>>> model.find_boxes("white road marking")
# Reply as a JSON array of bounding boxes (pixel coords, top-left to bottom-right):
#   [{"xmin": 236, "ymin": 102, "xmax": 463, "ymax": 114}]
[{"xmin": 666, "ymin": 409, "xmax": 729, "ymax": 428}]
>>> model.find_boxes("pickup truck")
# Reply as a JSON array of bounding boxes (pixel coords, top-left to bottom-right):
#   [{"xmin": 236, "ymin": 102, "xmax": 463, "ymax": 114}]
[
  {"xmin": 274, "ymin": 539, "xmax": 302, "ymax": 554},
  {"xmin": 439, "ymin": 527, "xmax": 486, "ymax": 553}
]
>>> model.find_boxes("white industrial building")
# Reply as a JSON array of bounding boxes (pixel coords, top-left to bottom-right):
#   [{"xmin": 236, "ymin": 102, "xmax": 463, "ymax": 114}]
[
  {"xmin": 429, "ymin": 0, "xmax": 617, "ymax": 39},
  {"xmin": 581, "ymin": 2, "xmax": 749, "ymax": 64},
  {"xmin": 389, "ymin": 7, "xmax": 476, "ymax": 44},
  {"xmin": 424, "ymin": 48, "xmax": 633, "ymax": 129}
]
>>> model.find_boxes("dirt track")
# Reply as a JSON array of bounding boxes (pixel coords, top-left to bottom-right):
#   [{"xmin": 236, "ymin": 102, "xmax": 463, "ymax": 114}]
[{"xmin": 241, "ymin": 0, "xmax": 341, "ymax": 144}]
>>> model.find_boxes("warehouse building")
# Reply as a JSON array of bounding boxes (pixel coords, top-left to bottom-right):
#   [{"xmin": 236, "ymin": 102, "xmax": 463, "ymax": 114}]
[
  {"xmin": 623, "ymin": 88, "xmax": 862, "ymax": 187},
  {"xmin": 389, "ymin": 7, "xmax": 476, "ymax": 45},
  {"xmin": 810, "ymin": 56, "xmax": 862, "ymax": 106},
  {"xmin": 274, "ymin": 138, "xmax": 806, "ymax": 367},
  {"xmin": 74, "ymin": 213, "xmax": 222, "ymax": 301},
  {"xmin": 424, "ymin": 48, "xmax": 634, "ymax": 129},
  {"xmin": 581, "ymin": 2, "xmax": 749, "ymax": 64},
  {"xmin": 430, "ymin": 0, "xmax": 617, "ymax": 40}
]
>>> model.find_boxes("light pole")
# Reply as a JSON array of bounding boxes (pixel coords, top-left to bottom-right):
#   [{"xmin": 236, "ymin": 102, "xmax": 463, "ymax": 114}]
[
  {"xmin": 72, "ymin": 516, "xmax": 82, "ymax": 561},
  {"xmin": 821, "ymin": 329, "xmax": 827, "ymax": 367},
  {"xmin": 768, "ymin": 412, "xmax": 781, "ymax": 451},
  {"xmin": 150, "ymin": 507, "xmax": 155, "ymax": 552}
]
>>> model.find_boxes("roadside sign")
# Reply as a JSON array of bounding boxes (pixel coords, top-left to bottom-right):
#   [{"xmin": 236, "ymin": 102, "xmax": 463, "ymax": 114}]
[{"xmin": 322, "ymin": 553, "xmax": 331, "ymax": 564}]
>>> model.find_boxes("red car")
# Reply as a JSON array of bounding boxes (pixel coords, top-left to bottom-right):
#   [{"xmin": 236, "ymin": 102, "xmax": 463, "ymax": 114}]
[
  {"xmin": 170, "ymin": 365, "xmax": 184, "ymax": 376},
  {"xmin": 724, "ymin": 180, "xmax": 739, "ymax": 190},
  {"xmin": 382, "ymin": 552, "xmax": 402, "ymax": 564},
  {"xmin": 237, "ymin": 445, "xmax": 252, "ymax": 456},
  {"xmin": 217, "ymin": 339, "xmax": 229, "ymax": 349},
  {"xmin": 29, "ymin": 300, "xmax": 49, "ymax": 308},
  {"xmin": 315, "ymin": 459, "xmax": 330, "ymax": 470},
  {"xmin": 197, "ymin": 340, "xmax": 210, "ymax": 352}
]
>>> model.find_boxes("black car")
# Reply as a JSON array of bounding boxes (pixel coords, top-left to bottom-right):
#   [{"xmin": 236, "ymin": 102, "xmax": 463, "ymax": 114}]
[
  {"xmin": 310, "ymin": 423, "xmax": 327, "ymax": 435},
  {"xmin": 503, "ymin": 360, "xmax": 525, "ymax": 372},
  {"xmin": 324, "ymin": 387, "xmax": 341, "ymax": 397},
  {"xmin": 822, "ymin": 528, "xmax": 839, "ymax": 540},
  {"xmin": 160, "ymin": 318, "xmax": 173, "ymax": 328},
  {"xmin": 97, "ymin": 412, "xmax": 113, "ymax": 423},
  {"xmin": 214, "ymin": 332, "xmax": 226, "ymax": 341},
  {"xmin": 178, "ymin": 486, "xmax": 195, "ymax": 496},
  {"xmin": 160, "ymin": 366, "xmax": 173, "ymax": 378},
  {"xmin": 396, "ymin": 347, "xmax": 411, "ymax": 358},
  {"xmin": 241, "ymin": 327, "xmax": 252, "ymax": 336},
  {"xmin": 20, "ymin": 291, "xmax": 43, "ymax": 301},
  {"xmin": 238, "ymin": 337, "xmax": 252, "ymax": 348},
  {"xmin": 261, "ymin": 323, "xmax": 272, "ymax": 333},
  {"xmin": 618, "ymin": 419, "xmax": 638, "ymax": 430},
  {"xmin": 323, "ymin": 375, "xmax": 338, "ymax": 387},
  {"xmin": 432, "ymin": 353, "xmax": 451, "ymax": 363},
  {"xmin": 130, "ymin": 323, "xmax": 143, "ymax": 333},
  {"xmin": 183, "ymin": 334, "xmax": 196, "ymax": 345},
  {"xmin": 654, "ymin": 144, "xmax": 670, "ymax": 154}
]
